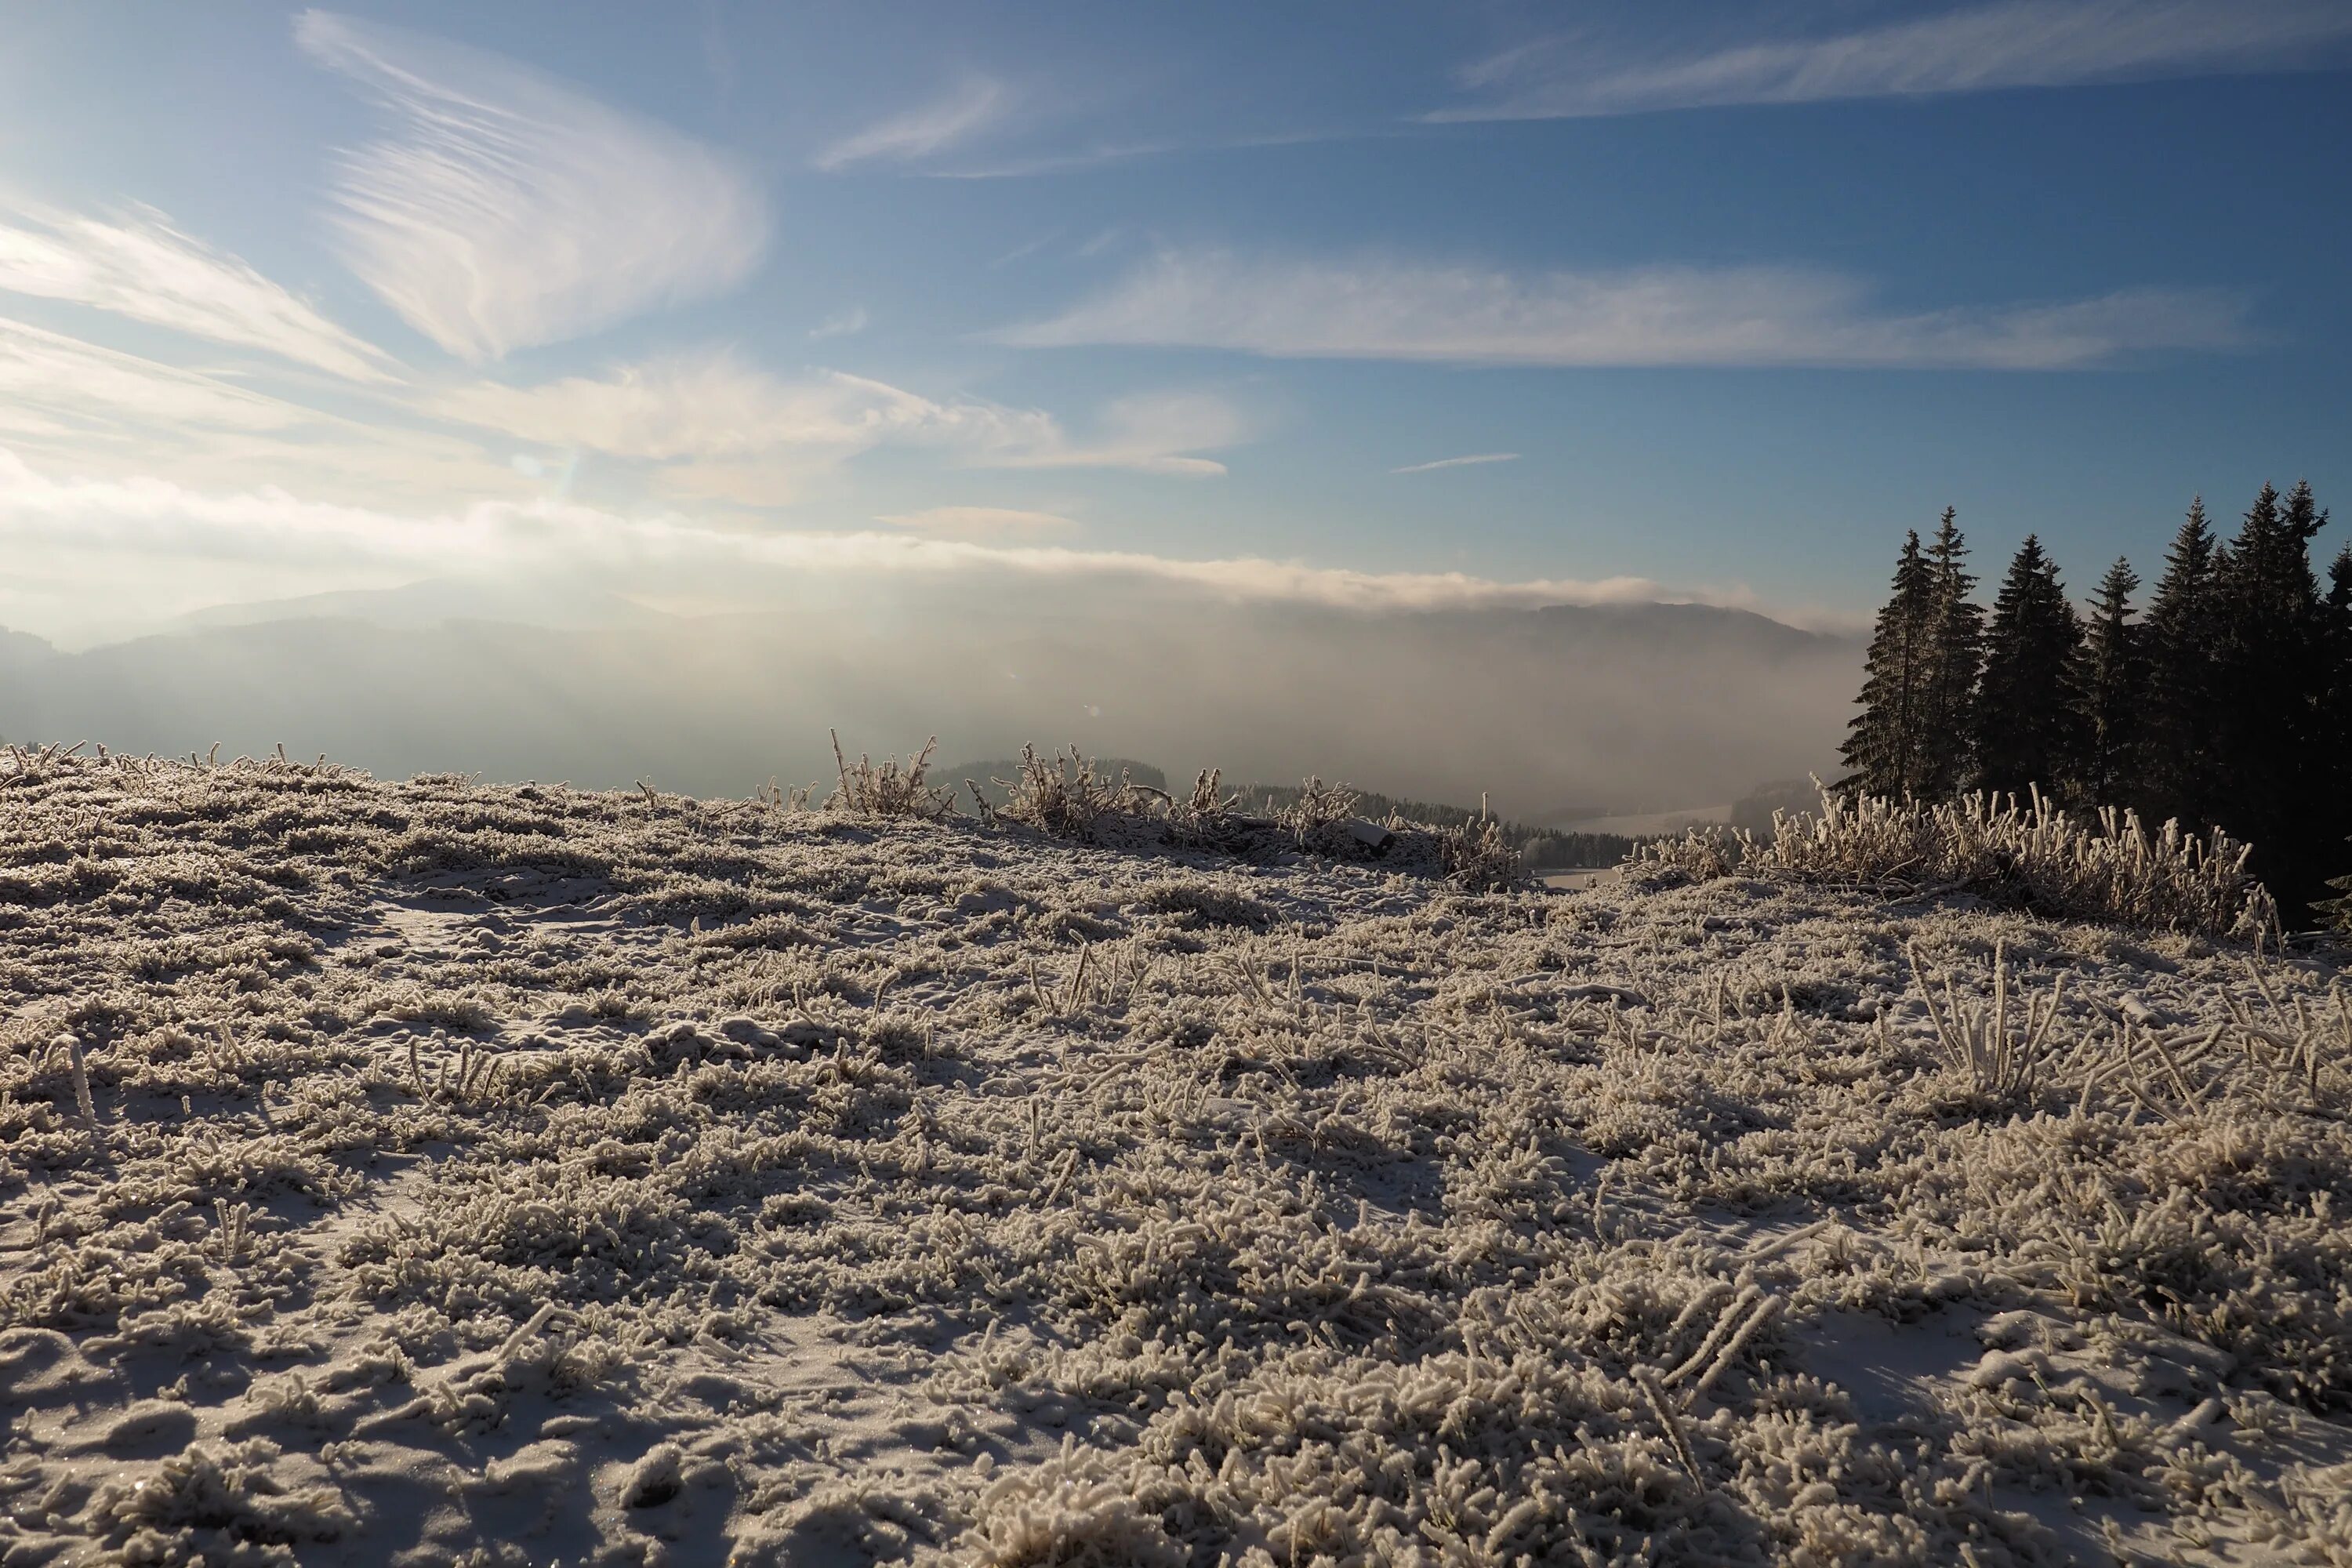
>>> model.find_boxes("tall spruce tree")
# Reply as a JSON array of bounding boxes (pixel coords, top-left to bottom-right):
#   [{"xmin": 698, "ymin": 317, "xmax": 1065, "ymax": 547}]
[
  {"xmin": 2325, "ymin": 546, "xmax": 2352, "ymax": 929},
  {"xmin": 2139, "ymin": 498, "xmax": 2223, "ymax": 829},
  {"xmin": 2208, "ymin": 481, "xmax": 2332, "ymax": 914},
  {"xmin": 1839, "ymin": 530, "xmax": 1937, "ymax": 797},
  {"xmin": 1916, "ymin": 508, "xmax": 1984, "ymax": 797},
  {"xmin": 2075, "ymin": 557, "xmax": 2143, "ymax": 808},
  {"xmin": 1971, "ymin": 535, "xmax": 2086, "ymax": 801}
]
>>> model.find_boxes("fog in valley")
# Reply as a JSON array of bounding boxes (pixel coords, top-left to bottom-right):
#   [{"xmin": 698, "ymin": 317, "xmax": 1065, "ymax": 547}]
[{"xmin": 0, "ymin": 570, "xmax": 1858, "ymax": 818}]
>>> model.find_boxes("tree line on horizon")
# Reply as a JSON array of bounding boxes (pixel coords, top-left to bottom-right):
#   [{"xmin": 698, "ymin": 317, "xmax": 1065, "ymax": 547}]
[{"xmin": 1840, "ymin": 482, "xmax": 2352, "ymax": 924}]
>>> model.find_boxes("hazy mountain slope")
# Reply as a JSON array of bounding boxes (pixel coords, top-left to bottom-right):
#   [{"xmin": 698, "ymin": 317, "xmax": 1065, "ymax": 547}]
[
  {"xmin": 170, "ymin": 577, "xmax": 677, "ymax": 635},
  {"xmin": 0, "ymin": 597, "xmax": 1861, "ymax": 815},
  {"xmin": 0, "ymin": 753, "xmax": 2346, "ymax": 1566}
]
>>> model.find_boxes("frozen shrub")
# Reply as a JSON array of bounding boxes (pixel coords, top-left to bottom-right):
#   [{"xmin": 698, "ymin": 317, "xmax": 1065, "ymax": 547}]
[
  {"xmin": 1434, "ymin": 796, "xmax": 1524, "ymax": 892},
  {"xmin": 1272, "ymin": 775, "xmax": 1360, "ymax": 849},
  {"xmin": 985, "ymin": 745, "xmax": 1142, "ymax": 843},
  {"xmin": 827, "ymin": 731, "xmax": 956, "ymax": 821},
  {"xmin": 1148, "ymin": 768, "xmax": 1256, "ymax": 852},
  {"xmin": 1629, "ymin": 825, "xmax": 1752, "ymax": 884},
  {"xmin": 1639, "ymin": 781, "xmax": 2276, "ymax": 940}
]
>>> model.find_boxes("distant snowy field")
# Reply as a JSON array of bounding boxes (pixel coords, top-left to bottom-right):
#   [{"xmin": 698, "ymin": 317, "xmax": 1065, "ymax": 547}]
[{"xmin": 2, "ymin": 753, "xmax": 2347, "ymax": 1566}]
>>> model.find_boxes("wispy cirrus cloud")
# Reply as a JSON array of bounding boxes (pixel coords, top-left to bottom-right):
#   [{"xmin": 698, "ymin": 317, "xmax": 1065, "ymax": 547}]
[
  {"xmin": 995, "ymin": 250, "xmax": 2251, "ymax": 370},
  {"xmin": 981, "ymin": 390, "xmax": 1246, "ymax": 477},
  {"xmin": 814, "ymin": 77, "xmax": 1010, "ymax": 171},
  {"xmin": 296, "ymin": 9, "xmax": 769, "ymax": 360},
  {"xmin": 1393, "ymin": 452, "xmax": 1520, "ymax": 474},
  {"xmin": 424, "ymin": 352, "xmax": 1051, "ymax": 464},
  {"xmin": 1437, "ymin": 0, "xmax": 2352, "ymax": 121},
  {"xmin": 0, "ymin": 316, "xmax": 319, "ymax": 436},
  {"xmin": 0, "ymin": 317, "xmax": 521, "ymax": 512},
  {"xmin": 877, "ymin": 506, "xmax": 1080, "ymax": 538},
  {"xmin": 809, "ymin": 306, "xmax": 869, "ymax": 340},
  {"xmin": 426, "ymin": 354, "xmax": 1243, "ymax": 495},
  {"xmin": 0, "ymin": 201, "xmax": 395, "ymax": 381}
]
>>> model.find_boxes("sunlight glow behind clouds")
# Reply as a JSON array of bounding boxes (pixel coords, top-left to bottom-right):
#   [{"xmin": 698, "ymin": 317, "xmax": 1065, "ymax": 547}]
[
  {"xmin": 999, "ymin": 252, "xmax": 2252, "ymax": 369},
  {"xmin": 296, "ymin": 9, "xmax": 770, "ymax": 361}
]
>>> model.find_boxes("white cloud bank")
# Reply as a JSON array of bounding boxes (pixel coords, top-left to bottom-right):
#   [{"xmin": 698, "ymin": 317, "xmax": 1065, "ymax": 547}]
[
  {"xmin": 296, "ymin": 9, "xmax": 770, "ymax": 360},
  {"xmin": 1440, "ymin": 0, "xmax": 2352, "ymax": 120},
  {"xmin": 814, "ymin": 78, "xmax": 1010, "ymax": 170},
  {"xmin": 0, "ymin": 201, "xmax": 394, "ymax": 381},
  {"xmin": 996, "ymin": 251, "xmax": 2250, "ymax": 369},
  {"xmin": 0, "ymin": 447, "xmax": 1689, "ymax": 647}
]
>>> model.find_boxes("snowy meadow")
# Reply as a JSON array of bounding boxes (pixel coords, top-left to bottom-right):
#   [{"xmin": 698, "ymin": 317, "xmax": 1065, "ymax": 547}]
[{"xmin": 0, "ymin": 748, "xmax": 2347, "ymax": 1566}]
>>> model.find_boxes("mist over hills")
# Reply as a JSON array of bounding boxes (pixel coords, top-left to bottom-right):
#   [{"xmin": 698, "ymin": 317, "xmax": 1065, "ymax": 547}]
[{"xmin": 0, "ymin": 582, "xmax": 1860, "ymax": 817}]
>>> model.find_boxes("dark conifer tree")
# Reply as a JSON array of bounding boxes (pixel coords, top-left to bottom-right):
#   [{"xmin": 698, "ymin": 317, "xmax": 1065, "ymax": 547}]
[
  {"xmin": 1916, "ymin": 508, "xmax": 1984, "ymax": 797},
  {"xmin": 2325, "ymin": 546, "xmax": 2352, "ymax": 929},
  {"xmin": 2315, "ymin": 527, "xmax": 2352, "ymax": 797},
  {"xmin": 1839, "ymin": 530, "xmax": 1937, "ymax": 797},
  {"xmin": 1971, "ymin": 535, "xmax": 2085, "ymax": 800},
  {"xmin": 2075, "ymin": 557, "xmax": 2143, "ymax": 808},
  {"xmin": 2138, "ymin": 499, "xmax": 2223, "ymax": 829},
  {"xmin": 2208, "ymin": 481, "xmax": 2331, "ymax": 913}
]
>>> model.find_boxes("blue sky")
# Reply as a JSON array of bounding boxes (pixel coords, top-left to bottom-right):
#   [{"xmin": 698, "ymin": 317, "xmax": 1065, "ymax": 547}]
[{"xmin": 2, "ymin": 1, "xmax": 2347, "ymax": 644}]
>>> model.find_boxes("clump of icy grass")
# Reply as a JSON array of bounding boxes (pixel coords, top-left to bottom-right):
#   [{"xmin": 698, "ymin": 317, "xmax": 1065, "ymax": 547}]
[
  {"xmin": 1638, "ymin": 783, "xmax": 2276, "ymax": 940},
  {"xmin": 1433, "ymin": 793, "xmax": 1523, "ymax": 893},
  {"xmin": 960, "ymin": 743, "xmax": 1526, "ymax": 891},
  {"xmin": 829, "ymin": 731, "xmax": 956, "ymax": 821},
  {"xmin": 1, "ymin": 746, "xmax": 2347, "ymax": 1566}
]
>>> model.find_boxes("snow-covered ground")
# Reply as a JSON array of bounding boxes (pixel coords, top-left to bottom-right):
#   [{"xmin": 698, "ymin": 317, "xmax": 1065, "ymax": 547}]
[{"xmin": 2, "ymin": 753, "xmax": 2347, "ymax": 1566}]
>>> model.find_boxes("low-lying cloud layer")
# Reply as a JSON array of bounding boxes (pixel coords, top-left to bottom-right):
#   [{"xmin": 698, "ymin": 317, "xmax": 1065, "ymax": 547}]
[{"xmin": 0, "ymin": 446, "xmax": 1689, "ymax": 648}]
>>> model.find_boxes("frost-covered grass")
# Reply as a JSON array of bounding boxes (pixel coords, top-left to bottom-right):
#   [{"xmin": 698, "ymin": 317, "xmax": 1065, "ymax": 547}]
[
  {"xmin": 1637, "ymin": 784, "xmax": 2278, "ymax": 942},
  {"xmin": 0, "ymin": 750, "xmax": 2348, "ymax": 1566}
]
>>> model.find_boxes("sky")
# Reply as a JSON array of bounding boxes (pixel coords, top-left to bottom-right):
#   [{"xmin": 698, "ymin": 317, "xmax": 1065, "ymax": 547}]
[{"xmin": 2, "ymin": 0, "xmax": 2348, "ymax": 647}]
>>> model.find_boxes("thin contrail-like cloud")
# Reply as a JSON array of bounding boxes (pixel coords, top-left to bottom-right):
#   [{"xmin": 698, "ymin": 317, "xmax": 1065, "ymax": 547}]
[{"xmin": 1392, "ymin": 452, "xmax": 1521, "ymax": 474}]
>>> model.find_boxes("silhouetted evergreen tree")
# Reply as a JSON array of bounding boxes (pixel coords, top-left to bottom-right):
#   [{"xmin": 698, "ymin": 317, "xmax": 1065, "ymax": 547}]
[
  {"xmin": 1972, "ymin": 535, "xmax": 2085, "ymax": 800},
  {"xmin": 1838, "ymin": 530, "xmax": 1938, "ymax": 797},
  {"xmin": 2320, "ymin": 546, "xmax": 2352, "ymax": 930},
  {"xmin": 2075, "ymin": 557, "xmax": 2143, "ymax": 807},
  {"xmin": 2208, "ymin": 481, "xmax": 2332, "ymax": 914},
  {"xmin": 2138, "ymin": 499, "xmax": 2223, "ymax": 829},
  {"xmin": 1916, "ymin": 508, "xmax": 1984, "ymax": 797}
]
